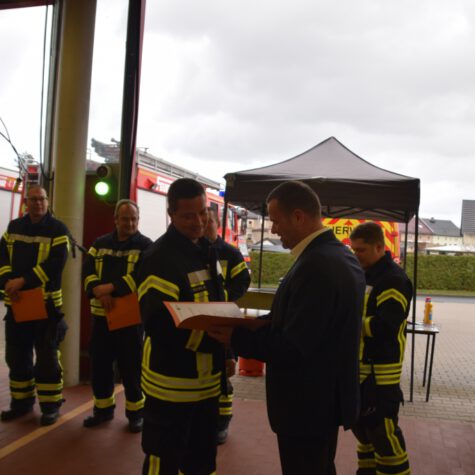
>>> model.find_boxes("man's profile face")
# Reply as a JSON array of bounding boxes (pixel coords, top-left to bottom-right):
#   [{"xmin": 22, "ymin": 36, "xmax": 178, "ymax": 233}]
[
  {"xmin": 267, "ymin": 198, "xmax": 299, "ymax": 250},
  {"xmin": 26, "ymin": 187, "xmax": 49, "ymax": 221},
  {"xmin": 205, "ymin": 210, "xmax": 219, "ymax": 242},
  {"xmin": 115, "ymin": 204, "xmax": 139, "ymax": 240},
  {"xmin": 169, "ymin": 194, "xmax": 208, "ymax": 242},
  {"xmin": 350, "ymin": 238, "xmax": 384, "ymax": 270}
]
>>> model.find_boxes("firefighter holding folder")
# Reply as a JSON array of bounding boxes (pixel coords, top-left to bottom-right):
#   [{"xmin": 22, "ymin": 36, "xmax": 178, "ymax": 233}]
[
  {"xmin": 82, "ymin": 199, "xmax": 152, "ymax": 433},
  {"xmin": 0, "ymin": 185, "xmax": 70, "ymax": 426}
]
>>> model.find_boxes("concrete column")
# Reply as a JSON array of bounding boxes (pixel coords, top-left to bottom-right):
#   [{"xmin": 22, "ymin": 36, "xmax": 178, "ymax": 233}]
[{"xmin": 51, "ymin": 0, "xmax": 97, "ymax": 386}]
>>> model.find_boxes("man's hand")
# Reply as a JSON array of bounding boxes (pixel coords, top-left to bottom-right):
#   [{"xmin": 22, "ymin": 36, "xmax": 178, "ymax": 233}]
[
  {"xmin": 93, "ymin": 283, "xmax": 114, "ymax": 299},
  {"xmin": 5, "ymin": 277, "xmax": 25, "ymax": 301},
  {"xmin": 225, "ymin": 358, "xmax": 237, "ymax": 377},
  {"xmin": 207, "ymin": 325, "xmax": 234, "ymax": 346},
  {"xmin": 98, "ymin": 294, "xmax": 114, "ymax": 313}
]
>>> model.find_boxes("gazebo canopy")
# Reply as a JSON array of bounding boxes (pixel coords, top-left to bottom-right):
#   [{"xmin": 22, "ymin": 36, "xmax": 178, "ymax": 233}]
[{"xmin": 224, "ymin": 137, "xmax": 420, "ymax": 222}]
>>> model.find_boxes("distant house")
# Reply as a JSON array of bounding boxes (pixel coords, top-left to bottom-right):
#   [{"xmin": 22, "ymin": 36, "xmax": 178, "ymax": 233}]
[
  {"xmin": 461, "ymin": 200, "xmax": 475, "ymax": 247},
  {"xmin": 399, "ymin": 217, "xmax": 461, "ymax": 253},
  {"xmin": 251, "ymin": 238, "xmax": 289, "ymax": 253}
]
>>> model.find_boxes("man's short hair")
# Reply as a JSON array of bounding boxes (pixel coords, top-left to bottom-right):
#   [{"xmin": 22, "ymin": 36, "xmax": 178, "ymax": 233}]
[
  {"xmin": 168, "ymin": 178, "xmax": 206, "ymax": 213},
  {"xmin": 350, "ymin": 222, "xmax": 385, "ymax": 246},
  {"xmin": 266, "ymin": 181, "xmax": 321, "ymax": 218},
  {"xmin": 114, "ymin": 199, "xmax": 139, "ymax": 217},
  {"xmin": 26, "ymin": 185, "xmax": 48, "ymax": 199}
]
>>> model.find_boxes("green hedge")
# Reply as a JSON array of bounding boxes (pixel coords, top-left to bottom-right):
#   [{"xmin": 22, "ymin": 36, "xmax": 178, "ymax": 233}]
[{"xmin": 250, "ymin": 251, "xmax": 475, "ymax": 291}]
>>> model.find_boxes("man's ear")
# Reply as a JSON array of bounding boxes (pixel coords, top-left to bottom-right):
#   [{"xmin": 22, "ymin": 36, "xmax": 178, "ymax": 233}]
[{"xmin": 293, "ymin": 209, "xmax": 306, "ymax": 225}]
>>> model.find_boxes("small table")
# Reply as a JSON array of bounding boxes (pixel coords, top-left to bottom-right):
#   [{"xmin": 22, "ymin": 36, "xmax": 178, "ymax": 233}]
[{"xmin": 406, "ymin": 322, "xmax": 440, "ymax": 402}]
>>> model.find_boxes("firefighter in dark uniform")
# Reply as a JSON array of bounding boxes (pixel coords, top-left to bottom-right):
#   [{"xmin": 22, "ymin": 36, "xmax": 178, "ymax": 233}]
[
  {"xmin": 137, "ymin": 179, "xmax": 227, "ymax": 475},
  {"xmin": 0, "ymin": 185, "xmax": 69, "ymax": 426},
  {"xmin": 205, "ymin": 207, "xmax": 250, "ymax": 444},
  {"xmin": 350, "ymin": 222, "xmax": 412, "ymax": 475},
  {"xmin": 82, "ymin": 199, "xmax": 152, "ymax": 433}
]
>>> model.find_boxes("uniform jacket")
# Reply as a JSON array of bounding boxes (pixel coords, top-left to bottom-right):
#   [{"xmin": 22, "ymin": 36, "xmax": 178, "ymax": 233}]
[
  {"xmin": 83, "ymin": 230, "xmax": 152, "ymax": 316},
  {"xmin": 137, "ymin": 225, "xmax": 227, "ymax": 404},
  {"xmin": 0, "ymin": 212, "xmax": 69, "ymax": 310},
  {"xmin": 210, "ymin": 236, "xmax": 250, "ymax": 302},
  {"xmin": 360, "ymin": 251, "xmax": 413, "ymax": 387},
  {"xmin": 232, "ymin": 229, "xmax": 366, "ymax": 437}
]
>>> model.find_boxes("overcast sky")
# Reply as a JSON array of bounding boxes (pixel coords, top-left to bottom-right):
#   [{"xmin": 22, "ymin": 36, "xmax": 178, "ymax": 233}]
[{"xmin": 1, "ymin": 0, "xmax": 475, "ymax": 226}]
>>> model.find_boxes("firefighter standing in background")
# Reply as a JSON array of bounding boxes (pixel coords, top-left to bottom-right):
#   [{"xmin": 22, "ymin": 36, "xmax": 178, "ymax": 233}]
[
  {"xmin": 137, "ymin": 178, "xmax": 227, "ymax": 475},
  {"xmin": 82, "ymin": 199, "xmax": 152, "ymax": 433},
  {"xmin": 0, "ymin": 185, "xmax": 69, "ymax": 426},
  {"xmin": 205, "ymin": 206, "xmax": 251, "ymax": 444},
  {"xmin": 350, "ymin": 222, "xmax": 412, "ymax": 475}
]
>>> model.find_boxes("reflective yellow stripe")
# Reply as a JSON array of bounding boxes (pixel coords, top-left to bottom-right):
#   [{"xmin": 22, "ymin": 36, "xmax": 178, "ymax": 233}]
[
  {"xmin": 126, "ymin": 396, "xmax": 145, "ymax": 411},
  {"xmin": 384, "ymin": 418, "xmax": 404, "ymax": 455},
  {"xmin": 127, "ymin": 253, "xmax": 139, "ymax": 274},
  {"xmin": 38, "ymin": 394, "xmax": 63, "ymax": 403},
  {"xmin": 94, "ymin": 395, "xmax": 116, "ymax": 409},
  {"xmin": 88, "ymin": 246, "xmax": 98, "ymax": 257},
  {"xmin": 230, "ymin": 261, "xmax": 247, "ymax": 279},
  {"xmin": 142, "ymin": 364, "xmax": 220, "ymax": 391},
  {"xmin": 8, "ymin": 233, "xmax": 51, "ymax": 244},
  {"xmin": 375, "ymin": 452, "xmax": 409, "ymax": 466},
  {"xmin": 36, "ymin": 381, "xmax": 63, "ymax": 391},
  {"xmin": 0, "ymin": 265, "xmax": 12, "ymax": 276},
  {"xmin": 33, "ymin": 265, "xmax": 49, "ymax": 284},
  {"xmin": 220, "ymin": 260, "xmax": 228, "ymax": 279},
  {"xmin": 138, "ymin": 275, "xmax": 180, "ymax": 301},
  {"xmin": 123, "ymin": 274, "xmax": 136, "ymax": 292},
  {"xmin": 141, "ymin": 378, "xmax": 220, "ymax": 403},
  {"xmin": 360, "ymin": 362, "xmax": 402, "ymax": 385},
  {"xmin": 148, "ymin": 455, "xmax": 160, "ymax": 475},
  {"xmin": 219, "ymin": 394, "xmax": 233, "ymax": 404},
  {"xmin": 186, "ymin": 330, "xmax": 204, "ymax": 351},
  {"xmin": 10, "ymin": 378, "xmax": 35, "ymax": 389},
  {"xmin": 363, "ymin": 316, "xmax": 373, "ymax": 337},
  {"xmin": 11, "ymin": 391, "xmax": 36, "ymax": 399},
  {"xmin": 398, "ymin": 320, "xmax": 407, "ymax": 363},
  {"xmin": 84, "ymin": 274, "xmax": 100, "ymax": 290},
  {"xmin": 376, "ymin": 289, "xmax": 408, "ymax": 311},
  {"xmin": 196, "ymin": 352, "xmax": 213, "ymax": 377},
  {"xmin": 358, "ymin": 459, "xmax": 376, "ymax": 469},
  {"xmin": 357, "ymin": 442, "xmax": 374, "ymax": 453},
  {"xmin": 52, "ymin": 235, "xmax": 69, "ymax": 247},
  {"xmin": 96, "ymin": 248, "xmax": 141, "ymax": 258}
]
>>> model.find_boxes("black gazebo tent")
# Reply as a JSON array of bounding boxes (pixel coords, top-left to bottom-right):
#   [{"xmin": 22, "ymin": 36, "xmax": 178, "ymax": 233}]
[{"xmin": 223, "ymin": 136, "xmax": 421, "ymax": 400}]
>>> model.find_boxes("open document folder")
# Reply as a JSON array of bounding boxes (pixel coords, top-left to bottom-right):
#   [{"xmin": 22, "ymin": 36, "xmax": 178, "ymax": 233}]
[
  {"xmin": 164, "ymin": 301, "xmax": 269, "ymax": 331},
  {"xmin": 11, "ymin": 287, "xmax": 48, "ymax": 322}
]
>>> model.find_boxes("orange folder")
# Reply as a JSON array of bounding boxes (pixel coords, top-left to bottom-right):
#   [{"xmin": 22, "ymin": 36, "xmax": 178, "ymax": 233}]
[
  {"xmin": 106, "ymin": 292, "xmax": 141, "ymax": 331},
  {"xmin": 11, "ymin": 287, "xmax": 48, "ymax": 323}
]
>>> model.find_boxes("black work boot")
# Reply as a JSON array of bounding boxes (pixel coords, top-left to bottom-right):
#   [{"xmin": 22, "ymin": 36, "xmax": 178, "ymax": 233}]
[
  {"xmin": 216, "ymin": 416, "xmax": 231, "ymax": 445},
  {"xmin": 83, "ymin": 411, "xmax": 114, "ymax": 428},
  {"xmin": 127, "ymin": 415, "xmax": 143, "ymax": 433},
  {"xmin": 40, "ymin": 409, "xmax": 60, "ymax": 426},
  {"xmin": 1, "ymin": 405, "xmax": 34, "ymax": 422}
]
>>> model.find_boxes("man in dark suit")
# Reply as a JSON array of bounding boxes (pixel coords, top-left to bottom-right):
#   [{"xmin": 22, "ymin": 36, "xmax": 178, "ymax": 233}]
[{"xmin": 208, "ymin": 181, "xmax": 365, "ymax": 475}]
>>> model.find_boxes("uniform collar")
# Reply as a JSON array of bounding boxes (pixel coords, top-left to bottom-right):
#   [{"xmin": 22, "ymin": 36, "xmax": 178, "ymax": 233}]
[{"xmin": 365, "ymin": 251, "xmax": 393, "ymax": 280}]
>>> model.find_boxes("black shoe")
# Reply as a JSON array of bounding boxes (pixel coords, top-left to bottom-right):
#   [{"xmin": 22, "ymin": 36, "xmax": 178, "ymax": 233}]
[
  {"xmin": 216, "ymin": 427, "xmax": 229, "ymax": 445},
  {"xmin": 1, "ymin": 406, "xmax": 33, "ymax": 422},
  {"xmin": 128, "ymin": 416, "xmax": 143, "ymax": 433},
  {"xmin": 40, "ymin": 410, "xmax": 60, "ymax": 426},
  {"xmin": 83, "ymin": 412, "xmax": 114, "ymax": 428}
]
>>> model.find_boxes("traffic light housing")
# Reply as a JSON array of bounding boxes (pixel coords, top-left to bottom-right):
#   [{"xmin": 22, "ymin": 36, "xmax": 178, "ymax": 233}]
[{"xmin": 94, "ymin": 163, "xmax": 119, "ymax": 203}]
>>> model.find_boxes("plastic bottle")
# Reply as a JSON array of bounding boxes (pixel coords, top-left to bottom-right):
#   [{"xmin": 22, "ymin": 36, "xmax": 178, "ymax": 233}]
[{"xmin": 423, "ymin": 297, "xmax": 433, "ymax": 324}]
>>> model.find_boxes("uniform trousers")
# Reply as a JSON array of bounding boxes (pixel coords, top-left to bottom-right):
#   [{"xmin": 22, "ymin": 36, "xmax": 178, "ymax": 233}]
[
  {"xmin": 89, "ymin": 317, "xmax": 144, "ymax": 418},
  {"xmin": 277, "ymin": 425, "xmax": 339, "ymax": 475},
  {"xmin": 5, "ymin": 308, "xmax": 67, "ymax": 413},
  {"xmin": 142, "ymin": 397, "xmax": 219, "ymax": 475}
]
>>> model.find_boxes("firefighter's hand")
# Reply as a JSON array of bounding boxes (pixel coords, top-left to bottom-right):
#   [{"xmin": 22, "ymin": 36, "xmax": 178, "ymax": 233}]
[
  {"xmin": 207, "ymin": 325, "xmax": 233, "ymax": 346},
  {"xmin": 99, "ymin": 294, "xmax": 114, "ymax": 312},
  {"xmin": 225, "ymin": 358, "xmax": 237, "ymax": 377},
  {"xmin": 5, "ymin": 278, "xmax": 25, "ymax": 300},
  {"xmin": 93, "ymin": 283, "xmax": 114, "ymax": 299}
]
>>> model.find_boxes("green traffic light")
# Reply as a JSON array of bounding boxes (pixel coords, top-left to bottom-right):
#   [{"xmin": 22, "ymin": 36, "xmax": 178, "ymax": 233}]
[{"xmin": 95, "ymin": 180, "xmax": 110, "ymax": 196}]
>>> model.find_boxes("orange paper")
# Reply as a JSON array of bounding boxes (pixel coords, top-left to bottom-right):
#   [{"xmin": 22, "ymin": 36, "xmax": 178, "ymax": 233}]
[
  {"xmin": 11, "ymin": 288, "xmax": 48, "ymax": 323},
  {"xmin": 106, "ymin": 292, "xmax": 141, "ymax": 331}
]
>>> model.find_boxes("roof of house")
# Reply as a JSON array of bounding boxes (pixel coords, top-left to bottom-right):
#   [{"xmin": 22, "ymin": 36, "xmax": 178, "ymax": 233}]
[{"xmin": 400, "ymin": 217, "xmax": 460, "ymax": 237}]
